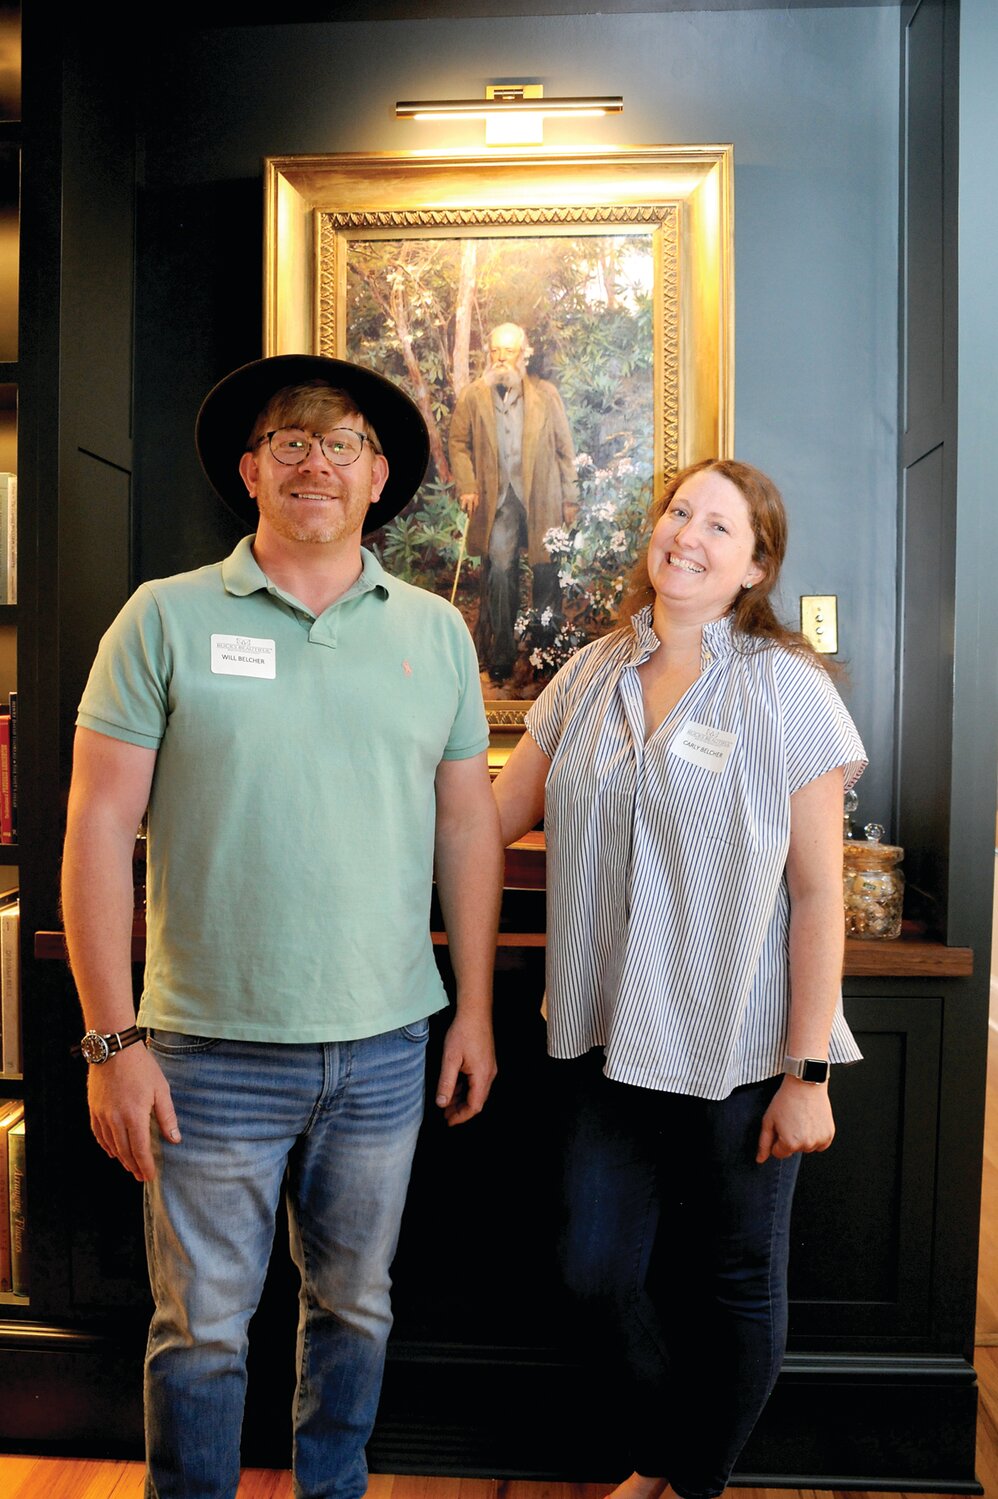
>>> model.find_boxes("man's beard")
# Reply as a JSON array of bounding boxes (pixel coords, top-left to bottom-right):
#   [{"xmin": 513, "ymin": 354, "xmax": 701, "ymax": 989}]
[
  {"xmin": 256, "ymin": 482, "xmax": 372, "ymax": 546},
  {"xmin": 484, "ymin": 361, "xmax": 524, "ymax": 395}
]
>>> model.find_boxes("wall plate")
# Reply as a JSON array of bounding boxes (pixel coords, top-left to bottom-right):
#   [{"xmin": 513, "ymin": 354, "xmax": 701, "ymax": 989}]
[{"xmin": 801, "ymin": 594, "xmax": 838, "ymax": 653}]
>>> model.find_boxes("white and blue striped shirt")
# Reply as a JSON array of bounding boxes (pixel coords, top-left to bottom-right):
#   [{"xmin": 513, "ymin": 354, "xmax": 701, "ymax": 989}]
[{"xmin": 525, "ymin": 608, "xmax": 866, "ymax": 1099}]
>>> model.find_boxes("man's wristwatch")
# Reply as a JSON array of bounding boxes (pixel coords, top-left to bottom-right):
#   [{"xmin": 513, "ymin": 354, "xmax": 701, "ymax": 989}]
[
  {"xmin": 783, "ymin": 1054, "xmax": 830, "ymax": 1085},
  {"xmin": 73, "ymin": 1026, "xmax": 146, "ymax": 1065}
]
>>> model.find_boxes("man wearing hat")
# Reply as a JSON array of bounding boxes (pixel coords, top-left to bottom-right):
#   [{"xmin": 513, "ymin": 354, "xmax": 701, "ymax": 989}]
[{"xmin": 61, "ymin": 356, "xmax": 503, "ymax": 1499}]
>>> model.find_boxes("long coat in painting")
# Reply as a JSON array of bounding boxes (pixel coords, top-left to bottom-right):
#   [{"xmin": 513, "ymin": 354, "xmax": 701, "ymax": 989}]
[{"xmin": 448, "ymin": 374, "xmax": 579, "ymax": 566}]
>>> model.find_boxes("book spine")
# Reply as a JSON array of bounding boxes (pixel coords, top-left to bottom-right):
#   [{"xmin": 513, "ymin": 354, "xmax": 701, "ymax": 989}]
[
  {"xmin": 0, "ymin": 1168, "xmax": 9, "ymax": 1292},
  {"xmin": 0, "ymin": 481, "xmax": 8, "ymax": 607},
  {"xmin": 8, "ymin": 1117, "xmax": 26, "ymax": 1297},
  {"xmin": 0, "ymin": 1104, "xmax": 22, "ymax": 1293},
  {"xmin": 6, "ymin": 475, "xmax": 15, "ymax": 606},
  {"xmin": 0, "ymin": 902, "xmax": 20, "ymax": 1078},
  {"xmin": 0, "ymin": 1109, "xmax": 23, "ymax": 1295},
  {"xmin": 0, "ymin": 708, "xmax": 11, "ymax": 844},
  {"xmin": 8, "ymin": 691, "xmax": 16, "ymax": 844}
]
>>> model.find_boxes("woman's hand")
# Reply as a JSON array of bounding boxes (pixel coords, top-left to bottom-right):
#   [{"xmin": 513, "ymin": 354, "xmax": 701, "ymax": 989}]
[{"xmin": 756, "ymin": 1075, "xmax": 835, "ymax": 1162}]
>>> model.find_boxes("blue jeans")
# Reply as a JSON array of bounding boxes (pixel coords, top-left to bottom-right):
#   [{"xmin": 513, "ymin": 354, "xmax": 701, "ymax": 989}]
[
  {"xmin": 143, "ymin": 1023, "xmax": 429, "ymax": 1499},
  {"xmin": 559, "ymin": 1052, "xmax": 801, "ymax": 1499}
]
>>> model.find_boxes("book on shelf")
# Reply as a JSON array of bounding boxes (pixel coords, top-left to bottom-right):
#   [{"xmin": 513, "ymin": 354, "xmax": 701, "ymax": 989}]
[
  {"xmin": 7, "ymin": 690, "xmax": 16, "ymax": 843},
  {"xmin": 0, "ymin": 898, "xmax": 20, "ymax": 1078},
  {"xmin": 0, "ymin": 707, "xmax": 11, "ymax": 843},
  {"xmin": 0, "ymin": 1099, "xmax": 23, "ymax": 1294},
  {"xmin": 7, "ymin": 1114, "xmax": 25, "ymax": 1296},
  {"xmin": 0, "ymin": 472, "xmax": 15, "ymax": 605}
]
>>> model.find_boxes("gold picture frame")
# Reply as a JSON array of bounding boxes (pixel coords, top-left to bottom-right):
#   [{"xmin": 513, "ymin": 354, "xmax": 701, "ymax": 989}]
[{"xmin": 263, "ymin": 146, "xmax": 734, "ymax": 729}]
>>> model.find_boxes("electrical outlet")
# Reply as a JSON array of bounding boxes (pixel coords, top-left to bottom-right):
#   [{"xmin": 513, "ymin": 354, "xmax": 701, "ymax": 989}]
[{"xmin": 800, "ymin": 595, "xmax": 838, "ymax": 654}]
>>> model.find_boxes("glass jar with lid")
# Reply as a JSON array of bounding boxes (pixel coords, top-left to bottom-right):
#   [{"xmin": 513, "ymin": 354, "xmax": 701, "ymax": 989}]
[{"xmin": 843, "ymin": 823, "xmax": 904, "ymax": 940}]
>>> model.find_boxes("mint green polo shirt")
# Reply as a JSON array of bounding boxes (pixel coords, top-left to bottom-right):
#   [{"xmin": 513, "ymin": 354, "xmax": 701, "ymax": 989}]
[{"xmin": 77, "ymin": 538, "xmax": 489, "ymax": 1042}]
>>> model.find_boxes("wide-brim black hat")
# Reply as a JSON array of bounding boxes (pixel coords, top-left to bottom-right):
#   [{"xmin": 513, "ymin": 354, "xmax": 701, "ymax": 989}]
[{"xmin": 195, "ymin": 354, "xmax": 430, "ymax": 534}]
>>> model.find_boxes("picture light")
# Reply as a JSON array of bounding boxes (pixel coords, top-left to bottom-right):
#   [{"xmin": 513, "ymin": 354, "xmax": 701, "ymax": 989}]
[{"xmin": 395, "ymin": 85, "xmax": 623, "ymax": 144}]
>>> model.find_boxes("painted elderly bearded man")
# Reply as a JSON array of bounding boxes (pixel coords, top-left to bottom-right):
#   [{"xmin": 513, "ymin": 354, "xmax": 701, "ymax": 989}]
[{"xmin": 449, "ymin": 323, "xmax": 579, "ymax": 685}]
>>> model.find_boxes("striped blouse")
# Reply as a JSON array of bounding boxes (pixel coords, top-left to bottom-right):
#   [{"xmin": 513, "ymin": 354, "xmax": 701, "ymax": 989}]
[{"xmin": 524, "ymin": 607, "xmax": 866, "ymax": 1099}]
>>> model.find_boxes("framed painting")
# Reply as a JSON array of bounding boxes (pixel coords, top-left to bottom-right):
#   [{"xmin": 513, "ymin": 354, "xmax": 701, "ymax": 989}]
[{"xmin": 263, "ymin": 146, "xmax": 734, "ymax": 730}]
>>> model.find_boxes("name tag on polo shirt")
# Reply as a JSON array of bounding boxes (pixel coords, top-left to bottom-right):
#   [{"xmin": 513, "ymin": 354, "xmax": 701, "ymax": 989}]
[
  {"xmin": 210, "ymin": 634, "xmax": 276, "ymax": 679},
  {"xmin": 670, "ymin": 718, "xmax": 736, "ymax": 774}
]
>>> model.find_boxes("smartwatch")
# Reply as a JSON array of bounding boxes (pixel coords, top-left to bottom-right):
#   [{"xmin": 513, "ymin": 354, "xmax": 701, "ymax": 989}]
[
  {"xmin": 783, "ymin": 1054, "xmax": 830, "ymax": 1085},
  {"xmin": 73, "ymin": 1026, "xmax": 146, "ymax": 1065}
]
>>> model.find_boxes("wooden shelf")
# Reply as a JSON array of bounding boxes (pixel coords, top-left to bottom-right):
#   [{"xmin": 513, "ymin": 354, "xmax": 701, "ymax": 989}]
[
  {"xmin": 35, "ymin": 919, "xmax": 145, "ymax": 964},
  {"xmin": 843, "ymin": 929, "xmax": 972, "ymax": 977},
  {"xmin": 35, "ymin": 910, "xmax": 973, "ymax": 980},
  {"xmin": 503, "ymin": 830, "xmax": 546, "ymax": 890},
  {"xmin": 498, "ymin": 834, "xmax": 972, "ymax": 976}
]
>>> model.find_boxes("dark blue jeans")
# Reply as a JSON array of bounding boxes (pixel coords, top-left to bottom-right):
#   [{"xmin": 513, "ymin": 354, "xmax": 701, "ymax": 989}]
[{"xmin": 559, "ymin": 1052, "xmax": 801, "ymax": 1499}]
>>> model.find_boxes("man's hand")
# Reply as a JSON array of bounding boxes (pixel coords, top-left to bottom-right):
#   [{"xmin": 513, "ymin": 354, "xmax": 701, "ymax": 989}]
[
  {"xmin": 434, "ymin": 1010, "xmax": 497, "ymax": 1126},
  {"xmin": 458, "ymin": 492, "xmax": 480, "ymax": 516},
  {"xmin": 756, "ymin": 1076, "xmax": 835, "ymax": 1163},
  {"xmin": 87, "ymin": 1042, "xmax": 181, "ymax": 1182}
]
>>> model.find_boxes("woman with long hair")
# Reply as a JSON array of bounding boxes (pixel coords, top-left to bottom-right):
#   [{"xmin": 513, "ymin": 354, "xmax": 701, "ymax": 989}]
[{"xmin": 494, "ymin": 459, "xmax": 865, "ymax": 1499}]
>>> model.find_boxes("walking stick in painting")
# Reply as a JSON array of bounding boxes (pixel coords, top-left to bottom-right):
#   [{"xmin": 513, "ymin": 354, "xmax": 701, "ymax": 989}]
[{"xmin": 450, "ymin": 513, "xmax": 471, "ymax": 605}]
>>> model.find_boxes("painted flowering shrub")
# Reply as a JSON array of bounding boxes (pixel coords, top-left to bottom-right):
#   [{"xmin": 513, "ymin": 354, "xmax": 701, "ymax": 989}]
[{"xmin": 513, "ymin": 451, "xmax": 653, "ymax": 687}]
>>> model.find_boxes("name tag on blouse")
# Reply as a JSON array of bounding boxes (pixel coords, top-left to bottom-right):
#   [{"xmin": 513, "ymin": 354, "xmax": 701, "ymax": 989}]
[
  {"xmin": 670, "ymin": 718, "xmax": 736, "ymax": 774},
  {"xmin": 210, "ymin": 634, "xmax": 276, "ymax": 679}
]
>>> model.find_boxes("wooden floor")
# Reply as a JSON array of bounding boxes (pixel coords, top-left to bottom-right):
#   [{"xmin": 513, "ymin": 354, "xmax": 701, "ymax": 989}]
[
  {"xmin": 0, "ymin": 1371, "xmax": 996, "ymax": 1499},
  {"xmin": 1, "ymin": 1343, "xmax": 997, "ymax": 1498}
]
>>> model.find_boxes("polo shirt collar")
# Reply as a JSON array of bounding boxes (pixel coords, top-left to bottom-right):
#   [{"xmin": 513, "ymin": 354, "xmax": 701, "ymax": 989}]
[
  {"xmin": 627, "ymin": 604, "xmax": 736, "ymax": 669},
  {"xmin": 221, "ymin": 536, "xmax": 270, "ymax": 597},
  {"xmin": 220, "ymin": 536, "xmax": 392, "ymax": 607},
  {"xmin": 354, "ymin": 547, "xmax": 393, "ymax": 600}
]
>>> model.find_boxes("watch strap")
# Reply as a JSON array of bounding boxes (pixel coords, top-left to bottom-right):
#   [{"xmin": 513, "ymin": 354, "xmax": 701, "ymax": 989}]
[
  {"xmin": 72, "ymin": 1025, "xmax": 146, "ymax": 1063},
  {"xmin": 783, "ymin": 1054, "xmax": 830, "ymax": 1085}
]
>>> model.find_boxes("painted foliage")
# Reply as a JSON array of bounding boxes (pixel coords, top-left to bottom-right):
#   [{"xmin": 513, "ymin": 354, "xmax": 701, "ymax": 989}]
[{"xmin": 347, "ymin": 232, "xmax": 655, "ymax": 698}]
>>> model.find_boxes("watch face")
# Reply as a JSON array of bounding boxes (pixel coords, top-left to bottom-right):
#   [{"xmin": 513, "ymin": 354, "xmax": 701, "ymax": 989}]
[
  {"xmin": 80, "ymin": 1031, "xmax": 111, "ymax": 1065},
  {"xmin": 800, "ymin": 1058, "xmax": 830, "ymax": 1084}
]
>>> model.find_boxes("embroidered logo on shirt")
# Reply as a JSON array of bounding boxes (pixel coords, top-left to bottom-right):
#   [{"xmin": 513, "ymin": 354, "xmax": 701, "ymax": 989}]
[
  {"xmin": 670, "ymin": 718, "xmax": 736, "ymax": 774},
  {"xmin": 402, "ymin": 660, "xmax": 413, "ymax": 676}
]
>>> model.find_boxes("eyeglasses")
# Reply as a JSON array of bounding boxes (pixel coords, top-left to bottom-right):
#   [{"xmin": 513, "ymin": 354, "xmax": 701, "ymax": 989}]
[{"xmin": 249, "ymin": 427, "xmax": 381, "ymax": 467}]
